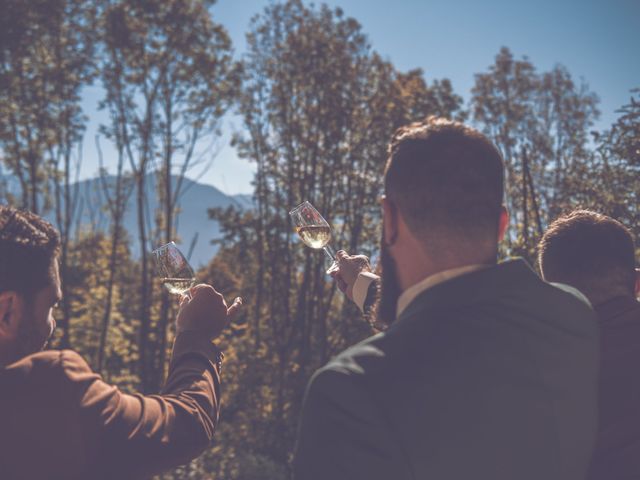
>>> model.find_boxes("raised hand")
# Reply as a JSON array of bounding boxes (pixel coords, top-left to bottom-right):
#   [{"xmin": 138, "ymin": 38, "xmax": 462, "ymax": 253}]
[
  {"xmin": 176, "ymin": 284, "xmax": 242, "ymax": 340},
  {"xmin": 330, "ymin": 250, "xmax": 372, "ymax": 300}
]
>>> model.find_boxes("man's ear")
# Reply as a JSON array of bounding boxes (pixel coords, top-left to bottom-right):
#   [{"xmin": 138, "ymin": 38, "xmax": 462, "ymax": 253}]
[
  {"xmin": 635, "ymin": 268, "xmax": 640, "ymax": 298},
  {"xmin": 0, "ymin": 291, "xmax": 22, "ymax": 341},
  {"xmin": 382, "ymin": 196, "xmax": 399, "ymax": 246},
  {"xmin": 498, "ymin": 206, "xmax": 509, "ymax": 242}
]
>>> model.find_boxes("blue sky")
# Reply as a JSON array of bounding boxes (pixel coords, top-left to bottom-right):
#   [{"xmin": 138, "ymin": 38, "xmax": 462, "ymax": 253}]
[{"xmin": 80, "ymin": 0, "xmax": 640, "ymax": 194}]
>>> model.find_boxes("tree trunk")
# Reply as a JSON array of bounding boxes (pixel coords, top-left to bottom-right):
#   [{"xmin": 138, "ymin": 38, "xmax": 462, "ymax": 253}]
[
  {"xmin": 97, "ymin": 217, "xmax": 121, "ymax": 372},
  {"xmin": 155, "ymin": 159, "xmax": 172, "ymax": 389},
  {"xmin": 522, "ymin": 147, "xmax": 529, "ymax": 250},
  {"xmin": 136, "ymin": 172, "xmax": 151, "ymax": 392}
]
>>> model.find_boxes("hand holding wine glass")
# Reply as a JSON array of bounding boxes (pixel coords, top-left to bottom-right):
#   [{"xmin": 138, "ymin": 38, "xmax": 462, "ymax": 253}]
[
  {"xmin": 177, "ymin": 284, "xmax": 242, "ymax": 339},
  {"xmin": 153, "ymin": 241, "xmax": 242, "ymax": 339},
  {"xmin": 289, "ymin": 201, "xmax": 339, "ymax": 274},
  {"xmin": 331, "ymin": 250, "xmax": 373, "ymax": 300}
]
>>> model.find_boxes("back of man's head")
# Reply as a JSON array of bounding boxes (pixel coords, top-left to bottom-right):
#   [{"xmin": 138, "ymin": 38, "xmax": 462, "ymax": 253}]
[
  {"xmin": 384, "ymin": 117, "xmax": 505, "ymax": 263},
  {"xmin": 538, "ymin": 210, "xmax": 637, "ymax": 306},
  {"xmin": 0, "ymin": 206, "xmax": 60, "ymax": 297}
]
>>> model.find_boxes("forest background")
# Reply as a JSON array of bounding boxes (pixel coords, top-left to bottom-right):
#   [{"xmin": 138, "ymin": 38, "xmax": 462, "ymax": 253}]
[{"xmin": 0, "ymin": 0, "xmax": 638, "ymax": 478}]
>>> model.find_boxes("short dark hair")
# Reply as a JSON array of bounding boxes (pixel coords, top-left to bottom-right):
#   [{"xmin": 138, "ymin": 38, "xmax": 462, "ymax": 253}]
[
  {"xmin": 384, "ymin": 117, "xmax": 504, "ymax": 260},
  {"xmin": 0, "ymin": 206, "xmax": 60, "ymax": 296},
  {"xmin": 538, "ymin": 210, "xmax": 636, "ymax": 303}
]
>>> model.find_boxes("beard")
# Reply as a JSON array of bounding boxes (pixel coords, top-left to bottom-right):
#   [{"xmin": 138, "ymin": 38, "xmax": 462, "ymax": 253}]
[
  {"xmin": 372, "ymin": 231, "xmax": 401, "ymax": 329},
  {"xmin": 16, "ymin": 307, "xmax": 54, "ymax": 358}
]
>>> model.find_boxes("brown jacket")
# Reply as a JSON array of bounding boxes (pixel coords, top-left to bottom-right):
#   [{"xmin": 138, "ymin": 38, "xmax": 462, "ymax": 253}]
[{"xmin": 0, "ymin": 330, "xmax": 221, "ymax": 480}]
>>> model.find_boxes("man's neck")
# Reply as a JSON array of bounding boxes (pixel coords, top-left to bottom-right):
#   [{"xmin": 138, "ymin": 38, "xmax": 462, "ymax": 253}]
[
  {"xmin": 396, "ymin": 254, "xmax": 493, "ymax": 293},
  {"xmin": 391, "ymin": 231, "xmax": 498, "ymax": 293}
]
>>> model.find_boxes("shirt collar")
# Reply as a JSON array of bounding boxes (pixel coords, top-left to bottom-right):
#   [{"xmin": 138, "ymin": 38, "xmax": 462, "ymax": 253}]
[{"xmin": 396, "ymin": 264, "xmax": 490, "ymax": 318}]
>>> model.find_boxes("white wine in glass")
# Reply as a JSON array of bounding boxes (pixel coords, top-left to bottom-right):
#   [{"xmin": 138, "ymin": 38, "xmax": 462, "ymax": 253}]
[
  {"xmin": 162, "ymin": 278, "xmax": 195, "ymax": 296},
  {"xmin": 289, "ymin": 201, "xmax": 338, "ymax": 274},
  {"xmin": 152, "ymin": 242, "xmax": 196, "ymax": 296},
  {"xmin": 296, "ymin": 225, "xmax": 332, "ymax": 249}
]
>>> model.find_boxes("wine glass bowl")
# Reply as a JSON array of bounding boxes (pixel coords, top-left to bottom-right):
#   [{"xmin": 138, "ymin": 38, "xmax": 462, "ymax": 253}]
[
  {"xmin": 289, "ymin": 201, "xmax": 338, "ymax": 274},
  {"xmin": 152, "ymin": 242, "xmax": 196, "ymax": 296},
  {"xmin": 296, "ymin": 224, "xmax": 331, "ymax": 249}
]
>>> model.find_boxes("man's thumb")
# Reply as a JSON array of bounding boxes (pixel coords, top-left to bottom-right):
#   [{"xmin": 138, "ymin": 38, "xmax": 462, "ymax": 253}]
[{"xmin": 227, "ymin": 297, "xmax": 243, "ymax": 318}]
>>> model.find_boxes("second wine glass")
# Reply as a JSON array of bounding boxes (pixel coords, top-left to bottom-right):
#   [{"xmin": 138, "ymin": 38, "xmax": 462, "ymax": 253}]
[{"xmin": 289, "ymin": 201, "xmax": 338, "ymax": 274}]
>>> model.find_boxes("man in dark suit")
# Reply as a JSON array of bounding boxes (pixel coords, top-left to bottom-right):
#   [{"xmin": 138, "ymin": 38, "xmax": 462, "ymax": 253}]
[
  {"xmin": 0, "ymin": 206, "xmax": 241, "ymax": 479},
  {"xmin": 538, "ymin": 209, "xmax": 640, "ymax": 480},
  {"xmin": 293, "ymin": 118, "xmax": 599, "ymax": 480}
]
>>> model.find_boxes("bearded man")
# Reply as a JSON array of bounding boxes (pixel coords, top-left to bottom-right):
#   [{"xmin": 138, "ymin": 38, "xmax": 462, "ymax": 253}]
[{"xmin": 293, "ymin": 118, "xmax": 599, "ymax": 480}]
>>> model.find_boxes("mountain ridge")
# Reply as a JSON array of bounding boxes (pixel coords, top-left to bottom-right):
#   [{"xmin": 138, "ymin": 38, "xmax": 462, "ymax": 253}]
[{"xmin": 1, "ymin": 173, "xmax": 252, "ymax": 267}]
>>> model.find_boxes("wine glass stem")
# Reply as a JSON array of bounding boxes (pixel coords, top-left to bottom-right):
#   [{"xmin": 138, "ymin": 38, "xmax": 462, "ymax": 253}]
[{"xmin": 323, "ymin": 244, "xmax": 336, "ymax": 261}]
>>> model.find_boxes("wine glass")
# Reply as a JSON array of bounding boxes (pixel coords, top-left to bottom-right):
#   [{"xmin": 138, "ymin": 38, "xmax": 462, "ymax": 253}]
[
  {"xmin": 152, "ymin": 241, "xmax": 196, "ymax": 297},
  {"xmin": 289, "ymin": 201, "xmax": 338, "ymax": 274}
]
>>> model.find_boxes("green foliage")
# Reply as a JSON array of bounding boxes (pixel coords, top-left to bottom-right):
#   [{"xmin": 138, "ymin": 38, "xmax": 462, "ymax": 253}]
[
  {"xmin": 99, "ymin": 0, "xmax": 240, "ymax": 393},
  {"xmin": 588, "ymin": 88, "xmax": 640, "ymax": 241},
  {"xmin": 50, "ymin": 230, "xmax": 142, "ymax": 389},
  {"xmin": 606, "ymin": 88, "xmax": 640, "ymax": 169},
  {"xmin": 0, "ymin": 0, "xmax": 96, "ymax": 212},
  {"xmin": 472, "ymin": 47, "xmax": 600, "ymax": 263},
  {"xmin": 205, "ymin": 1, "xmax": 468, "ymax": 477}
]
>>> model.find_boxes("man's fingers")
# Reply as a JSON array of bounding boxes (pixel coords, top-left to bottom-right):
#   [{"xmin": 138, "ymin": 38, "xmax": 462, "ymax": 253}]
[
  {"xmin": 179, "ymin": 294, "xmax": 190, "ymax": 308},
  {"xmin": 188, "ymin": 283, "xmax": 217, "ymax": 300},
  {"xmin": 330, "ymin": 269, "xmax": 347, "ymax": 292},
  {"xmin": 227, "ymin": 296, "xmax": 243, "ymax": 319},
  {"xmin": 327, "ymin": 262, "xmax": 340, "ymax": 275},
  {"xmin": 354, "ymin": 255, "xmax": 370, "ymax": 264}
]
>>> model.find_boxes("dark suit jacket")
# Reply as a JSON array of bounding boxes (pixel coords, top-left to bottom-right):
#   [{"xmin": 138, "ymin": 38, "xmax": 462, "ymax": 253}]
[
  {"xmin": 294, "ymin": 259, "xmax": 599, "ymax": 480},
  {"xmin": 588, "ymin": 295, "xmax": 640, "ymax": 480},
  {"xmin": 0, "ymin": 330, "xmax": 221, "ymax": 480}
]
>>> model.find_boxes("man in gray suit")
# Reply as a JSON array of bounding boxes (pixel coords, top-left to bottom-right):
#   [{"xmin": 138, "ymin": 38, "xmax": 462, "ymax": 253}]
[{"xmin": 293, "ymin": 118, "xmax": 599, "ymax": 480}]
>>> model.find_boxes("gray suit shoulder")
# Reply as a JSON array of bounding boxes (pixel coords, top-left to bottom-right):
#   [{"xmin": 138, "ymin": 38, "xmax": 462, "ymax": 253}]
[
  {"xmin": 537, "ymin": 279, "xmax": 598, "ymax": 339},
  {"xmin": 296, "ymin": 334, "xmax": 412, "ymax": 480},
  {"xmin": 312, "ymin": 331, "xmax": 389, "ymax": 382}
]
